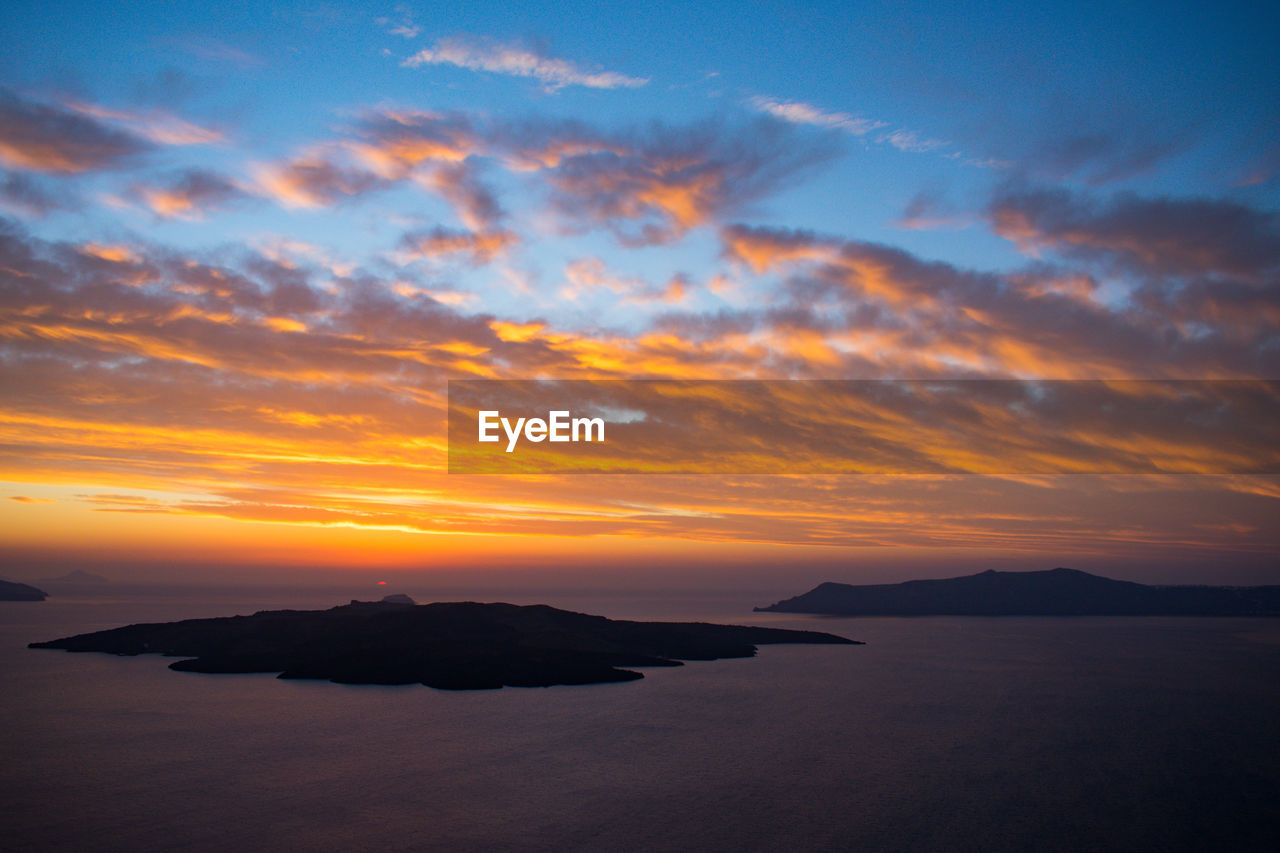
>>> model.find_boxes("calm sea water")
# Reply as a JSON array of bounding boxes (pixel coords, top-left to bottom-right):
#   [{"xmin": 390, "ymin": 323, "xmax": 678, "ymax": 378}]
[{"xmin": 3, "ymin": 586, "xmax": 1279, "ymax": 852}]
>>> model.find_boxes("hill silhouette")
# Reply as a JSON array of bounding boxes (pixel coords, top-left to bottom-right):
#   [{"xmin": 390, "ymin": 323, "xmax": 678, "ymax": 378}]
[
  {"xmin": 0, "ymin": 579, "xmax": 47, "ymax": 601},
  {"xmin": 40, "ymin": 570, "xmax": 109, "ymax": 584},
  {"xmin": 756, "ymin": 568, "xmax": 1280, "ymax": 616}
]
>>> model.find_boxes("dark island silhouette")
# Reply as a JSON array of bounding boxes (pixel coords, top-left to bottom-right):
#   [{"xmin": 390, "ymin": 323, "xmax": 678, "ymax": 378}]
[
  {"xmin": 756, "ymin": 568, "xmax": 1280, "ymax": 616},
  {"xmin": 30, "ymin": 599, "xmax": 859, "ymax": 689},
  {"xmin": 1, "ymin": 579, "xmax": 48, "ymax": 601}
]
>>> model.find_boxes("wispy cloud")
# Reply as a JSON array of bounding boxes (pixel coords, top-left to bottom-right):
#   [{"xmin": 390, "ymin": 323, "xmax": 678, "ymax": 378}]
[
  {"xmin": 745, "ymin": 96, "xmax": 885, "ymax": 135},
  {"xmin": 167, "ymin": 36, "xmax": 263, "ymax": 68},
  {"xmin": 560, "ymin": 257, "xmax": 687, "ymax": 304},
  {"xmin": 376, "ymin": 6, "xmax": 420, "ymax": 39},
  {"xmin": 880, "ymin": 129, "xmax": 948, "ymax": 153},
  {"xmin": 403, "ymin": 38, "xmax": 648, "ymax": 91},
  {"xmin": 745, "ymin": 94, "xmax": 957, "ymax": 161},
  {"xmin": 895, "ymin": 189, "xmax": 974, "ymax": 231},
  {"xmin": 1033, "ymin": 132, "xmax": 1184, "ymax": 185},
  {"xmin": 65, "ymin": 101, "xmax": 224, "ymax": 146}
]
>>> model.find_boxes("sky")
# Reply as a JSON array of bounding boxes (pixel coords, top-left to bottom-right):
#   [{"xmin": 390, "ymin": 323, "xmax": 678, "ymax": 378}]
[{"xmin": 0, "ymin": 0, "xmax": 1277, "ymax": 587}]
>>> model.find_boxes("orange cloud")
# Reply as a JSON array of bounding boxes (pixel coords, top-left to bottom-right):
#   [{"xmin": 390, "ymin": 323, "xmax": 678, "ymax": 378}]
[
  {"xmin": 538, "ymin": 122, "xmax": 832, "ymax": 244},
  {"xmin": 252, "ymin": 153, "xmax": 384, "ymax": 208},
  {"xmin": 397, "ymin": 227, "xmax": 518, "ymax": 265},
  {"xmin": 721, "ymin": 224, "xmax": 841, "ymax": 272},
  {"xmin": 1, "ymin": 206, "xmax": 1276, "ymax": 572},
  {"xmin": 559, "ymin": 258, "xmax": 690, "ymax": 305},
  {"xmin": 347, "ymin": 111, "xmax": 480, "ymax": 177},
  {"xmin": 0, "ymin": 90, "xmax": 151, "ymax": 173},
  {"xmin": 133, "ymin": 169, "xmax": 246, "ymax": 219},
  {"xmin": 79, "ymin": 243, "xmax": 139, "ymax": 263},
  {"xmin": 716, "ymin": 223, "xmax": 1278, "ymax": 379}
]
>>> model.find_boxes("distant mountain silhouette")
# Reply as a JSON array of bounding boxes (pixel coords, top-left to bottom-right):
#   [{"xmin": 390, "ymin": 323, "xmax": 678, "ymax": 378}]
[
  {"xmin": 1, "ymin": 579, "xmax": 48, "ymax": 601},
  {"xmin": 39, "ymin": 570, "xmax": 109, "ymax": 584},
  {"xmin": 756, "ymin": 568, "xmax": 1280, "ymax": 616},
  {"xmin": 30, "ymin": 600, "xmax": 859, "ymax": 689}
]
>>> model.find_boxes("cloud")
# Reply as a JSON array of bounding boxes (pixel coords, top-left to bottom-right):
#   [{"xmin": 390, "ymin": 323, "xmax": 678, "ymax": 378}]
[
  {"xmin": 255, "ymin": 238, "xmax": 355, "ymax": 278},
  {"xmin": 403, "ymin": 37, "xmax": 648, "ymax": 91},
  {"xmin": 972, "ymin": 94, "xmax": 1197, "ymax": 185},
  {"xmin": 9, "ymin": 495, "xmax": 56, "ymax": 504},
  {"xmin": 1239, "ymin": 145, "xmax": 1280, "ymax": 187},
  {"xmin": 252, "ymin": 112, "xmax": 496, "ymax": 220},
  {"xmin": 495, "ymin": 120, "xmax": 625, "ymax": 171},
  {"xmin": 534, "ymin": 119, "xmax": 836, "ymax": 245},
  {"xmin": 3, "ymin": 192, "xmax": 1270, "ymax": 392},
  {"xmin": 167, "ymin": 36, "xmax": 263, "ymax": 68},
  {"xmin": 745, "ymin": 96, "xmax": 885, "ymax": 135},
  {"xmin": 64, "ymin": 101, "xmax": 224, "ymax": 146},
  {"xmin": 0, "ymin": 216, "xmax": 528, "ymax": 390},
  {"xmin": 376, "ymin": 7, "xmax": 420, "ymax": 39},
  {"xmin": 988, "ymin": 186, "xmax": 1280, "ymax": 282},
  {"xmin": 1, "ymin": 216, "xmax": 1276, "ymax": 559},
  {"xmin": 133, "ymin": 169, "xmax": 248, "ymax": 219},
  {"xmin": 1030, "ymin": 130, "xmax": 1188, "ymax": 186},
  {"xmin": 244, "ymin": 111, "xmax": 832, "ymax": 245},
  {"xmin": 745, "ymin": 95, "xmax": 956, "ymax": 159},
  {"xmin": 896, "ymin": 189, "xmax": 973, "ymax": 230},
  {"xmin": 880, "ymin": 129, "xmax": 949, "ymax": 153},
  {"xmin": 78, "ymin": 242, "xmax": 141, "ymax": 263},
  {"xmin": 0, "ymin": 172, "xmax": 67, "ymax": 216},
  {"xmin": 348, "ymin": 112, "xmax": 834, "ymax": 245},
  {"xmin": 252, "ymin": 153, "xmax": 386, "ymax": 208},
  {"xmin": 79, "ymin": 493, "xmax": 168, "ymax": 512},
  {"xmin": 397, "ymin": 226, "xmax": 517, "ymax": 265},
  {"xmin": 0, "ymin": 90, "xmax": 152, "ymax": 173},
  {"xmin": 419, "ymin": 162, "xmax": 504, "ymax": 230},
  {"xmin": 719, "ymin": 223, "xmax": 1279, "ymax": 378},
  {"xmin": 719, "ymin": 224, "xmax": 843, "ymax": 273},
  {"xmin": 559, "ymin": 257, "xmax": 685, "ymax": 304},
  {"xmin": 562, "ymin": 257, "xmax": 642, "ymax": 300},
  {"xmin": 348, "ymin": 110, "xmax": 481, "ymax": 177}
]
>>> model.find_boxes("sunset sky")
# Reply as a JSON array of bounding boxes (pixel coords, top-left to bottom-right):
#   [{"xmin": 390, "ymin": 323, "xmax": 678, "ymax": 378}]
[{"xmin": 1, "ymin": 1, "xmax": 1277, "ymax": 585}]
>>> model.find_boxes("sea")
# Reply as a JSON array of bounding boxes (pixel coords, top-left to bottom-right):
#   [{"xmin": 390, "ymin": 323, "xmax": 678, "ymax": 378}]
[{"xmin": 3, "ymin": 584, "xmax": 1279, "ymax": 852}]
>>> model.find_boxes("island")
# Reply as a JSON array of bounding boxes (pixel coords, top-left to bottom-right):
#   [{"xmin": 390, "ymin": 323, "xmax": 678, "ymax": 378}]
[
  {"xmin": 756, "ymin": 567, "xmax": 1280, "ymax": 616},
  {"xmin": 39, "ymin": 570, "xmax": 110, "ymax": 585},
  {"xmin": 1, "ymin": 579, "xmax": 48, "ymax": 601},
  {"xmin": 29, "ymin": 600, "xmax": 860, "ymax": 689}
]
